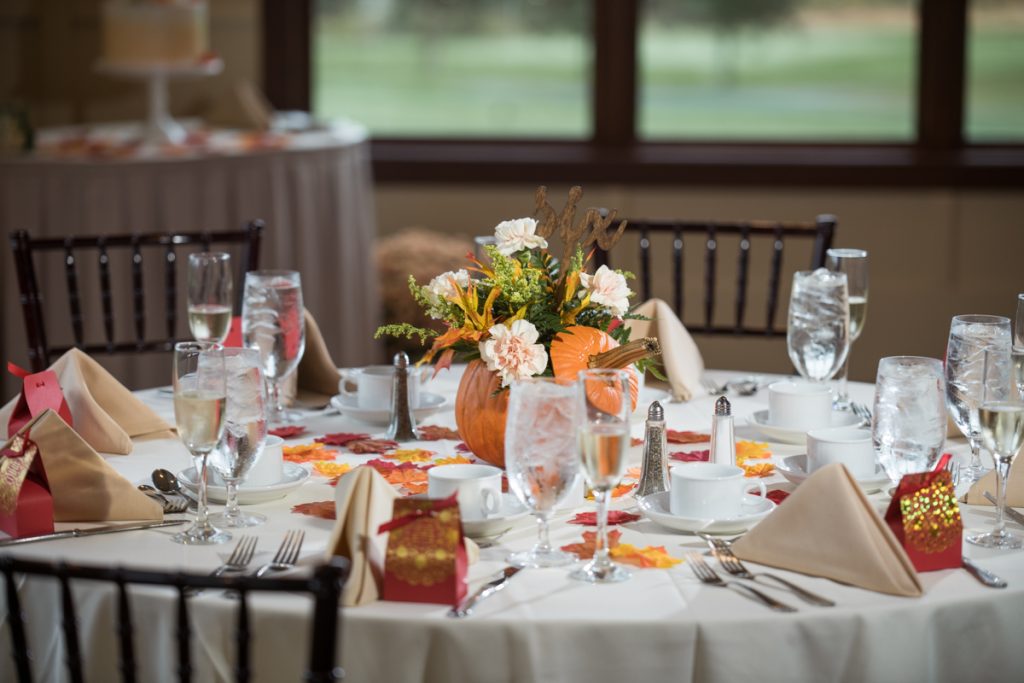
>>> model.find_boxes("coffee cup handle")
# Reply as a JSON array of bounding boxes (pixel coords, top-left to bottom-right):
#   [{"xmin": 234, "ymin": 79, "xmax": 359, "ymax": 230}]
[
  {"xmin": 338, "ymin": 369, "xmax": 360, "ymax": 398},
  {"xmin": 744, "ymin": 480, "xmax": 768, "ymax": 503},
  {"xmin": 480, "ymin": 489, "xmax": 500, "ymax": 519}
]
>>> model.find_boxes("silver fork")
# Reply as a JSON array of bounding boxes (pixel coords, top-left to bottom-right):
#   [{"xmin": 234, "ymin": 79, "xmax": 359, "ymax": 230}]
[
  {"xmin": 700, "ymin": 535, "xmax": 835, "ymax": 606},
  {"xmin": 188, "ymin": 536, "xmax": 258, "ymax": 597},
  {"xmin": 851, "ymin": 402, "xmax": 873, "ymax": 426},
  {"xmin": 254, "ymin": 530, "xmax": 305, "ymax": 577},
  {"xmin": 686, "ymin": 553, "xmax": 797, "ymax": 612}
]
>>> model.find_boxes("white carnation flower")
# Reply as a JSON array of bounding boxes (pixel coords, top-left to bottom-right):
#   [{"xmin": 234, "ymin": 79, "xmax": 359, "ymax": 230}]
[
  {"xmin": 579, "ymin": 265, "xmax": 631, "ymax": 317},
  {"xmin": 478, "ymin": 319, "xmax": 548, "ymax": 387},
  {"xmin": 494, "ymin": 217, "xmax": 547, "ymax": 256},
  {"xmin": 425, "ymin": 269, "xmax": 470, "ymax": 307}
]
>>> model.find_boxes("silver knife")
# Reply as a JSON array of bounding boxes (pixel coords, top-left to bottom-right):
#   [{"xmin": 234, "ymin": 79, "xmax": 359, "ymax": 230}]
[
  {"xmin": 447, "ymin": 566, "xmax": 522, "ymax": 618},
  {"xmin": 983, "ymin": 491, "xmax": 1024, "ymax": 528},
  {"xmin": 0, "ymin": 520, "xmax": 187, "ymax": 547},
  {"xmin": 962, "ymin": 556, "xmax": 1007, "ymax": 589}
]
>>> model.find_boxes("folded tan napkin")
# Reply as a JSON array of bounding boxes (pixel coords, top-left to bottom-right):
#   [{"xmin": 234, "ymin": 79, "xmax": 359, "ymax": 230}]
[
  {"xmin": 0, "ymin": 349, "xmax": 174, "ymax": 455},
  {"xmin": 965, "ymin": 459, "xmax": 1024, "ymax": 506},
  {"xmin": 296, "ymin": 309, "xmax": 342, "ymax": 407},
  {"xmin": 626, "ymin": 298, "xmax": 704, "ymax": 401},
  {"xmin": 732, "ymin": 463, "xmax": 922, "ymax": 597},
  {"xmin": 8, "ymin": 409, "xmax": 162, "ymax": 522}
]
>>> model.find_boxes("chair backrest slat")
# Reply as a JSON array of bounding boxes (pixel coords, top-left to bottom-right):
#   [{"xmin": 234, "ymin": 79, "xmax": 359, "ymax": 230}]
[
  {"xmin": 597, "ymin": 215, "xmax": 837, "ymax": 337},
  {"xmin": 58, "ymin": 567, "xmax": 85, "ymax": 683},
  {"xmin": 0, "ymin": 555, "xmax": 348, "ymax": 683},
  {"xmin": 9, "ymin": 224, "xmax": 264, "ymax": 371}
]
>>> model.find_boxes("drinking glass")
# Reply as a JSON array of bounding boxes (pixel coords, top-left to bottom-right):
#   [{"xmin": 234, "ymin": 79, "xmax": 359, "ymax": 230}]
[
  {"xmin": 826, "ymin": 249, "xmax": 868, "ymax": 409},
  {"xmin": 945, "ymin": 314, "xmax": 1013, "ymax": 482},
  {"xmin": 872, "ymin": 357, "xmax": 946, "ymax": 483},
  {"xmin": 1013, "ymin": 293, "xmax": 1024, "ymax": 399},
  {"xmin": 208, "ymin": 348, "xmax": 268, "ymax": 528},
  {"xmin": 504, "ymin": 377, "xmax": 580, "ymax": 568},
  {"xmin": 570, "ymin": 368, "xmax": 632, "ymax": 584},
  {"xmin": 187, "ymin": 252, "xmax": 233, "ymax": 344},
  {"xmin": 172, "ymin": 342, "xmax": 230, "ymax": 545},
  {"xmin": 967, "ymin": 399, "xmax": 1024, "ymax": 549},
  {"xmin": 786, "ymin": 268, "xmax": 850, "ymax": 384},
  {"xmin": 242, "ymin": 270, "xmax": 306, "ymax": 425}
]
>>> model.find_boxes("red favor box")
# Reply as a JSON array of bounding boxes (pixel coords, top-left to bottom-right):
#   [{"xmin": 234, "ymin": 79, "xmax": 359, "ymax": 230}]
[
  {"xmin": 0, "ymin": 432, "xmax": 55, "ymax": 539},
  {"xmin": 378, "ymin": 494, "xmax": 467, "ymax": 606},
  {"xmin": 7, "ymin": 363, "xmax": 73, "ymax": 436},
  {"xmin": 885, "ymin": 469, "xmax": 962, "ymax": 572}
]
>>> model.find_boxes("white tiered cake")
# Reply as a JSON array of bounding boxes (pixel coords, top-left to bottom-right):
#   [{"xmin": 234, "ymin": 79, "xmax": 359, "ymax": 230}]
[{"xmin": 101, "ymin": 0, "xmax": 209, "ymax": 67}]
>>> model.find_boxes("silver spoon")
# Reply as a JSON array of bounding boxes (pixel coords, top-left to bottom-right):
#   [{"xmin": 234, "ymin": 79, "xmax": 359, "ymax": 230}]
[{"xmin": 152, "ymin": 469, "xmax": 199, "ymax": 506}]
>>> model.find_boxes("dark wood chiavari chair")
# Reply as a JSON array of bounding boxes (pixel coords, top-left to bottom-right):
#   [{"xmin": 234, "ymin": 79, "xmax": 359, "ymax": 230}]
[
  {"xmin": 0, "ymin": 554, "xmax": 348, "ymax": 683},
  {"xmin": 593, "ymin": 214, "xmax": 837, "ymax": 336},
  {"xmin": 9, "ymin": 221, "xmax": 263, "ymax": 371}
]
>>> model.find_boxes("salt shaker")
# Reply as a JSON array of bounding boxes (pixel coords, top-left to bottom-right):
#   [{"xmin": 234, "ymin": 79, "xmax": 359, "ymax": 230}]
[
  {"xmin": 386, "ymin": 352, "xmax": 417, "ymax": 441},
  {"xmin": 635, "ymin": 401, "xmax": 670, "ymax": 498},
  {"xmin": 709, "ymin": 396, "xmax": 735, "ymax": 466}
]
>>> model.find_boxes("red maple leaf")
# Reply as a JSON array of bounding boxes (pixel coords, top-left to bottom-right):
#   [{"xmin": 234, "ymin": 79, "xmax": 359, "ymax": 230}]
[
  {"xmin": 454, "ymin": 442, "xmax": 474, "ymax": 454},
  {"xmin": 631, "ymin": 437, "xmax": 644, "ymax": 447},
  {"xmin": 417, "ymin": 425, "xmax": 461, "ymax": 441},
  {"xmin": 316, "ymin": 432, "xmax": 371, "ymax": 447},
  {"xmin": 667, "ymin": 430, "xmax": 710, "ymax": 444},
  {"xmin": 754, "ymin": 489, "xmax": 791, "ymax": 505},
  {"xmin": 291, "ymin": 501, "xmax": 336, "ymax": 520},
  {"xmin": 568, "ymin": 511, "xmax": 642, "ymax": 526},
  {"xmin": 269, "ymin": 425, "xmax": 306, "ymax": 438},
  {"xmin": 348, "ymin": 438, "xmax": 400, "ymax": 454},
  {"xmin": 670, "ymin": 449, "xmax": 710, "ymax": 463}
]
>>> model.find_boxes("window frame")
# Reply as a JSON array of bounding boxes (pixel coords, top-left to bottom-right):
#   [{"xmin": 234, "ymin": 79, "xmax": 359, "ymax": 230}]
[{"xmin": 264, "ymin": 0, "xmax": 1024, "ymax": 187}]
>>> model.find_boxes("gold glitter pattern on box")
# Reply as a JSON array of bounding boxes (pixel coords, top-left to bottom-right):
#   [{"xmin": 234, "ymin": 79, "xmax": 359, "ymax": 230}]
[
  {"xmin": 899, "ymin": 472, "xmax": 961, "ymax": 554},
  {"xmin": 385, "ymin": 505, "xmax": 459, "ymax": 587}
]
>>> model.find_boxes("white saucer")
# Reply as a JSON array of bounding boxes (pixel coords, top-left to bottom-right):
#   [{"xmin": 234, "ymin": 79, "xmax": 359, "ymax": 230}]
[
  {"xmin": 329, "ymin": 392, "xmax": 447, "ymax": 426},
  {"xmin": 747, "ymin": 409, "xmax": 861, "ymax": 444},
  {"xmin": 462, "ymin": 493, "xmax": 531, "ymax": 539},
  {"xmin": 636, "ymin": 491, "xmax": 775, "ymax": 535},
  {"xmin": 178, "ymin": 463, "xmax": 310, "ymax": 505},
  {"xmin": 774, "ymin": 454, "xmax": 891, "ymax": 494}
]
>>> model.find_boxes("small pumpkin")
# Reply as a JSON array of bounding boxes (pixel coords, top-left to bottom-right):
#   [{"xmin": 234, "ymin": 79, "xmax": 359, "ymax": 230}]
[
  {"xmin": 454, "ymin": 359, "xmax": 509, "ymax": 468},
  {"xmin": 550, "ymin": 326, "xmax": 642, "ymax": 415}
]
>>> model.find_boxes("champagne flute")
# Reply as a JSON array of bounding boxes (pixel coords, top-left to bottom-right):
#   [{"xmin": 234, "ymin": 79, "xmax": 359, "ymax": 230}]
[
  {"xmin": 187, "ymin": 252, "xmax": 233, "ymax": 344},
  {"xmin": 1013, "ymin": 293, "xmax": 1024, "ymax": 399},
  {"xmin": 967, "ymin": 399, "xmax": 1024, "ymax": 549},
  {"xmin": 504, "ymin": 377, "xmax": 580, "ymax": 568},
  {"xmin": 945, "ymin": 315, "xmax": 1013, "ymax": 482},
  {"xmin": 242, "ymin": 270, "xmax": 306, "ymax": 425},
  {"xmin": 826, "ymin": 249, "xmax": 868, "ymax": 409},
  {"xmin": 208, "ymin": 348, "xmax": 268, "ymax": 528},
  {"xmin": 570, "ymin": 368, "xmax": 632, "ymax": 584},
  {"xmin": 786, "ymin": 269, "xmax": 850, "ymax": 384},
  {"xmin": 172, "ymin": 342, "xmax": 230, "ymax": 545}
]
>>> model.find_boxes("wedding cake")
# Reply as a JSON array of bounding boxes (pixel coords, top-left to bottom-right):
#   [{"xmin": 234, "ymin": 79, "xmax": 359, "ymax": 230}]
[{"xmin": 101, "ymin": 0, "xmax": 209, "ymax": 67}]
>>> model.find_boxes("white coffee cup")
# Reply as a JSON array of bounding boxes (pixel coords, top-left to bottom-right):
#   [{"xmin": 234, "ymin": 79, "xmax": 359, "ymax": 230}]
[
  {"xmin": 768, "ymin": 380, "xmax": 832, "ymax": 431},
  {"xmin": 339, "ymin": 365, "xmax": 429, "ymax": 410},
  {"xmin": 427, "ymin": 464, "xmax": 502, "ymax": 522},
  {"xmin": 245, "ymin": 435, "xmax": 284, "ymax": 487},
  {"xmin": 806, "ymin": 427, "xmax": 876, "ymax": 479},
  {"xmin": 669, "ymin": 463, "xmax": 767, "ymax": 519}
]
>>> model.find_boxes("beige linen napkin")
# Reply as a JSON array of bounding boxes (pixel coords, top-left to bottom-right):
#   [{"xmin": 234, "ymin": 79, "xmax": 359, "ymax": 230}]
[
  {"xmin": 732, "ymin": 463, "xmax": 922, "ymax": 597},
  {"xmin": 9, "ymin": 409, "xmax": 162, "ymax": 522},
  {"xmin": 625, "ymin": 298, "xmax": 704, "ymax": 401},
  {"xmin": 296, "ymin": 309, "xmax": 342, "ymax": 407},
  {"xmin": 0, "ymin": 349, "xmax": 173, "ymax": 455},
  {"xmin": 965, "ymin": 459, "xmax": 1024, "ymax": 506}
]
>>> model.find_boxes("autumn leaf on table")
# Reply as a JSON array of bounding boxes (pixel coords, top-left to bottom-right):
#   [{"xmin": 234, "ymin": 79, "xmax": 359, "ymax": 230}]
[
  {"xmin": 560, "ymin": 529, "xmax": 682, "ymax": 568},
  {"xmin": 385, "ymin": 448, "xmax": 436, "ymax": 464},
  {"xmin": 454, "ymin": 442, "xmax": 474, "ymax": 454},
  {"xmin": 283, "ymin": 443, "xmax": 337, "ymax": 463},
  {"xmin": 364, "ymin": 459, "xmax": 426, "ymax": 475},
  {"xmin": 742, "ymin": 462, "xmax": 776, "ymax": 478},
  {"xmin": 316, "ymin": 432, "xmax": 371, "ymax": 447},
  {"xmin": 434, "ymin": 455, "xmax": 475, "ymax": 466},
  {"xmin": 625, "ymin": 466, "xmax": 642, "ymax": 480},
  {"xmin": 568, "ymin": 510, "xmax": 642, "ymax": 526},
  {"xmin": 754, "ymin": 489, "xmax": 791, "ymax": 504},
  {"xmin": 670, "ymin": 449, "xmax": 710, "ymax": 463},
  {"xmin": 735, "ymin": 440, "xmax": 772, "ymax": 465},
  {"xmin": 562, "ymin": 529, "xmax": 620, "ymax": 559},
  {"xmin": 417, "ymin": 425, "xmax": 461, "ymax": 441},
  {"xmin": 401, "ymin": 482, "xmax": 430, "ymax": 496},
  {"xmin": 586, "ymin": 481, "xmax": 636, "ymax": 500},
  {"xmin": 348, "ymin": 438, "xmax": 400, "ymax": 454},
  {"xmin": 312, "ymin": 461, "xmax": 352, "ymax": 478},
  {"xmin": 667, "ymin": 430, "xmax": 710, "ymax": 444},
  {"xmin": 384, "ymin": 467, "xmax": 429, "ymax": 487},
  {"xmin": 269, "ymin": 425, "xmax": 306, "ymax": 439},
  {"xmin": 631, "ymin": 437, "xmax": 644, "ymax": 447},
  {"xmin": 291, "ymin": 501, "xmax": 336, "ymax": 520}
]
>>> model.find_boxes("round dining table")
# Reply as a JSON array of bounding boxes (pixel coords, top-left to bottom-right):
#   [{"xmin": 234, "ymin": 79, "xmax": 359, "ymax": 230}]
[{"xmin": 1, "ymin": 367, "xmax": 1023, "ymax": 683}]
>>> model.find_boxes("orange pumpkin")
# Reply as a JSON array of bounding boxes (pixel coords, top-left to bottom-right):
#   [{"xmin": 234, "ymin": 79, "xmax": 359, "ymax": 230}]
[
  {"xmin": 550, "ymin": 326, "xmax": 640, "ymax": 414},
  {"xmin": 454, "ymin": 359, "xmax": 509, "ymax": 468}
]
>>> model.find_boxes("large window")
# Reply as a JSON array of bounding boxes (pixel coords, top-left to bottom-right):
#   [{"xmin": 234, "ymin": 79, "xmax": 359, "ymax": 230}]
[{"xmin": 266, "ymin": 0, "xmax": 1024, "ymax": 185}]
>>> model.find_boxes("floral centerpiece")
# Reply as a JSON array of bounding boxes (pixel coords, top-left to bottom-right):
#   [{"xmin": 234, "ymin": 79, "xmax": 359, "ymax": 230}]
[{"xmin": 377, "ymin": 186, "xmax": 661, "ymax": 467}]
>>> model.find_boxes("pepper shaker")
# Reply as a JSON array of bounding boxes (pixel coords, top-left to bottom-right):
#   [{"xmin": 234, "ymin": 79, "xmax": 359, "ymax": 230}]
[
  {"xmin": 386, "ymin": 352, "xmax": 418, "ymax": 441},
  {"xmin": 635, "ymin": 401, "xmax": 670, "ymax": 498},
  {"xmin": 709, "ymin": 396, "xmax": 735, "ymax": 467}
]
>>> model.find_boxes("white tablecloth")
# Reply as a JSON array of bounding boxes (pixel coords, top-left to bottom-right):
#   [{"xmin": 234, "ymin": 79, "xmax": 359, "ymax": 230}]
[
  {"xmin": 0, "ymin": 121, "xmax": 381, "ymax": 397},
  {"xmin": 2, "ymin": 368, "xmax": 1023, "ymax": 683}
]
